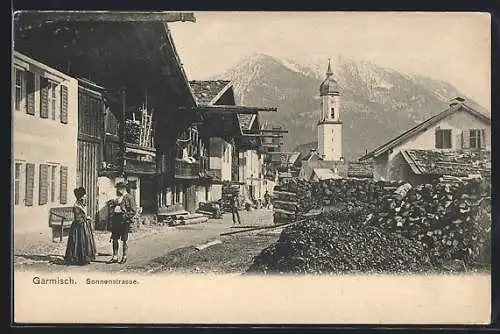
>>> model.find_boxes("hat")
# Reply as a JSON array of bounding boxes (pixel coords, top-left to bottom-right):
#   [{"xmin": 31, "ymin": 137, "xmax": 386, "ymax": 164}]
[
  {"xmin": 115, "ymin": 181, "xmax": 128, "ymax": 189},
  {"xmin": 73, "ymin": 187, "xmax": 86, "ymax": 200}
]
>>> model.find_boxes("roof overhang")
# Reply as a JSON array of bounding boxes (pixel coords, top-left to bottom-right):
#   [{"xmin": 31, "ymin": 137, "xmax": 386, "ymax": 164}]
[
  {"xmin": 183, "ymin": 105, "xmax": 278, "ymax": 149},
  {"xmin": 13, "ymin": 11, "xmax": 197, "ymax": 128},
  {"xmin": 180, "ymin": 105, "xmax": 277, "ymax": 114},
  {"xmin": 209, "ymin": 81, "xmax": 234, "ymax": 105},
  {"xmin": 14, "ymin": 11, "xmax": 196, "ymax": 23},
  {"xmin": 359, "ymin": 103, "xmax": 491, "ymax": 161}
]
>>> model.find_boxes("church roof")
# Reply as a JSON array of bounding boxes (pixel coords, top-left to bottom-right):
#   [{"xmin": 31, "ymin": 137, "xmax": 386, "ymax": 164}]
[{"xmin": 319, "ymin": 59, "xmax": 340, "ymax": 95}]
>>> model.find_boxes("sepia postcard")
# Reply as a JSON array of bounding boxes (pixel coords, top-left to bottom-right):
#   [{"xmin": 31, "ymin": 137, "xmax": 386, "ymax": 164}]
[{"xmin": 12, "ymin": 11, "xmax": 491, "ymax": 325}]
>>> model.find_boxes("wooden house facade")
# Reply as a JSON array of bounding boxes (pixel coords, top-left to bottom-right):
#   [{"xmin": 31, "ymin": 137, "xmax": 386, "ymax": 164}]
[
  {"xmin": 188, "ymin": 80, "xmax": 282, "ymax": 206},
  {"xmin": 14, "ymin": 12, "xmax": 198, "ymax": 230}
]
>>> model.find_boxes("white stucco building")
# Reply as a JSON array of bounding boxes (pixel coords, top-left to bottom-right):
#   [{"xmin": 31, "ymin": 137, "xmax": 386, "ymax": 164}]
[
  {"xmin": 13, "ymin": 51, "xmax": 79, "ymax": 233},
  {"xmin": 359, "ymin": 97, "xmax": 491, "ymax": 183}
]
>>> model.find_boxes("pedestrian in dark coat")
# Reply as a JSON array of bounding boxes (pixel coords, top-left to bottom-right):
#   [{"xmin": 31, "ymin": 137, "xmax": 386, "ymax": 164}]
[
  {"xmin": 64, "ymin": 187, "xmax": 97, "ymax": 265},
  {"xmin": 108, "ymin": 181, "xmax": 136, "ymax": 264},
  {"xmin": 230, "ymin": 194, "xmax": 241, "ymax": 225}
]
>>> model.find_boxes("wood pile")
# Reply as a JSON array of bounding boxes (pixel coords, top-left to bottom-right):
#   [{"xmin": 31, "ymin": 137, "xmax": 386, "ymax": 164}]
[
  {"xmin": 197, "ymin": 201, "xmax": 222, "ymax": 219},
  {"xmin": 247, "ymin": 209, "xmax": 435, "ymax": 274},
  {"xmin": 272, "ymin": 179, "xmax": 318, "ymax": 225},
  {"xmin": 363, "ymin": 178, "xmax": 491, "ymax": 267},
  {"xmin": 125, "ymin": 120, "xmax": 141, "ymax": 145},
  {"xmin": 172, "ymin": 213, "xmax": 209, "ymax": 226},
  {"xmin": 266, "ymin": 176, "xmax": 491, "ymax": 271},
  {"xmin": 272, "ymin": 178, "xmax": 402, "ymax": 224}
]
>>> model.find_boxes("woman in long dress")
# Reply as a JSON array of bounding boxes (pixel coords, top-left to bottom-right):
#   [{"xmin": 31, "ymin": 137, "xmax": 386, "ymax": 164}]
[{"xmin": 64, "ymin": 187, "xmax": 97, "ymax": 265}]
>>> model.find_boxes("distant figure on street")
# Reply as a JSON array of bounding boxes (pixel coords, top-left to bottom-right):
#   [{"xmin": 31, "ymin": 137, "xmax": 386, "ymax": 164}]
[
  {"xmin": 64, "ymin": 187, "xmax": 97, "ymax": 266},
  {"xmin": 108, "ymin": 181, "xmax": 136, "ymax": 264},
  {"xmin": 264, "ymin": 190, "xmax": 271, "ymax": 209},
  {"xmin": 230, "ymin": 194, "xmax": 241, "ymax": 225}
]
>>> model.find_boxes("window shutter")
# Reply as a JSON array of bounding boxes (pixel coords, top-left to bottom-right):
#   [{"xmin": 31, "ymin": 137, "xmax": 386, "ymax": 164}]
[
  {"xmin": 435, "ymin": 129, "xmax": 439, "ymax": 148},
  {"xmin": 40, "ymin": 78, "xmax": 49, "ymax": 118},
  {"xmin": 25, "ymin": 71, "xmax": 36, "ymax": 115},
  {"xmin": 25, "ymin": 163, "xmax": 35, "ymax": 206},
  {"xmin": 60, "ymin": 85, "xmax": 68, "ymax": 124},
  {"xmin": 461, "ymin": 130, "xmax": 470, "ymax": 149},
  {"xmin": 480, "ymin": 129, "xmax": 486, "ymax": 149},
  {"xmin": 60, "ymin": 166, "xmax": 68, "ymax": 204},
  {"xmin": 39, "ymin": 164, "xmax": 48, "ymax": 205}
]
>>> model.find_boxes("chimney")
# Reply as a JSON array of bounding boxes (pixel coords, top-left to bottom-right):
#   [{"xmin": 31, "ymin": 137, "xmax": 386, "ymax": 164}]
[{"xmin": 449, "ymin": 96, "xmax": 466, "ymax": 108}]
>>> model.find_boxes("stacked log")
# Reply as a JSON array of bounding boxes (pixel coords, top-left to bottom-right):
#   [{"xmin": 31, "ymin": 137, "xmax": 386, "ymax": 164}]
[
  {"xmin": 363, "ymin": 178, "xmax": 491, "ymax": 267},
  {"xmin": 125, "ymin": 120, "xmax": 141, "ymax": 145},
  {"xmin": 272, "ymin": 178, "xmax": 402, "ymax": 224},
  {"xmin": 309, "ymin": 178, "xmax": 403, "ymax": 212},
  {"xmin": 272, "ymin": 179, "xmax": 318, "ymax": 224},
  {"xmin": 173, "ymin": 213, "xmax": 209, "ymax": 226},
  {"xmin": 197, "ymin": 201, "xmax": 222, "ymax": 219},
  {"xmin": 247, "ymin": 209, "xmax": 434, "ymax": 274},
  {"xmin": 264, "ymin": 176, "xmax": 491, "ymax": 272}
]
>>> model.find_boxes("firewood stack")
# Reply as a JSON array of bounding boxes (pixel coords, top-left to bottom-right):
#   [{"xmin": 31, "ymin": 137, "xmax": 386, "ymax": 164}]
[
  {"xmin": 363, "ymin": 178, "xmax": 491, "ymax": 267},
  {"xmin": 272, "ymin": 178, "xmax": 402, "ymax": 224},
  {"xmin": 125, "ymin": 119, "xmax": 141, "ymax": 145},
  {"xmin": 267, "ymin": 176, "xmax": 491, "ymax": 271},
  {"xmin": 272, "ymin": 179, "xmax": 318, "ymax": 224},
  {"xmin": 247, "ymin": 209, "xmax": 435, "ymax": 274},
  {"xmin": 309, "ymin": 178, "xmax": 404, "ymax": 212}
]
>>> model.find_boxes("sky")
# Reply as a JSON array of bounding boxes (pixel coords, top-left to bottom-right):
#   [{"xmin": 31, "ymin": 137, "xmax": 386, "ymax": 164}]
[{"xmin": 169, "ymin": 12, "xmax": 491, "ymax": 111}]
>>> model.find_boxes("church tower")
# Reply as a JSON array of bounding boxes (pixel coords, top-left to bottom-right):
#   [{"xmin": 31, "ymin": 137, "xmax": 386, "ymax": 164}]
[{"xmin": 317, "ymin": 59, "xmax": 343, "ymax": 161}]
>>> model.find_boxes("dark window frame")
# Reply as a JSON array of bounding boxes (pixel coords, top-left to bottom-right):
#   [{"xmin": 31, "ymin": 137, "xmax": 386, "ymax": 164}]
[
  {"xmin": 14, "ymin": 68, "xmax": 24, "ymax": 111},
  {"xmin": 14, "ymin": 163, "xmax": 22, "ymax": 205},
  {"xmin": 435, "ymin": 129, "xmax": 452, "ymax": 149},
  {"xmin": 469, "ymin": 129, "xmax": 482, "ymax": 149}
]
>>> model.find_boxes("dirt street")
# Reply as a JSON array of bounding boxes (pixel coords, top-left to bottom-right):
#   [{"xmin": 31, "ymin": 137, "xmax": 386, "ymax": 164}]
[{"xmin": 13, "ymin": 209, "xmax": 275, "ymax": 273}]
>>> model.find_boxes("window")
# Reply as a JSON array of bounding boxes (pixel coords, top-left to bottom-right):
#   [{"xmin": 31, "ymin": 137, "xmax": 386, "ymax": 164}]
[
  {"xmin": 50, "ymin": 165, "xmax": 57, "ymax": 203},
  {"xmin": 25, "ymin": 163, "xmax": 35, "ymax": 206},
  {"xmin": 49, "ymin": 81, "xmax": 58, "ymax": 120},
  {"xmin": 330, "ymin": 107, "xmax": 335, "ymax": 119},
  {"xmin": 14, "ymin": 163, "xmax": 22, "ymax": 205},
  {"xmin": 60, "ymin": 166, "xmax": 68, "ymax": 204},
  {"xmin": 39, "ymin": 164, "xmax": 49, "ymax": 205},
  {"xmin": 435, "ymin": 129, "xmax": 452, "ymax": 149},
  {"xmin": 14, "ymin": 68, "xmax": 24, "ymax": 111},
  {"xmin": 175, "ymin": 185, "xmax": 181, "ymax": 203},
  {"xmin": 469, "ymin": 129, "xmax": 483, "ymax": 149},
  {"xmin": 176, "ymin": 146, "xmax": 184, "ymax": 159}
]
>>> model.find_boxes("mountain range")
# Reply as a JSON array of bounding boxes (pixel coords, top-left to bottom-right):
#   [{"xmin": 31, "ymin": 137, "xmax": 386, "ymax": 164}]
[{"xmin": 212, "ymin": 53, "xmax": 489, "ymax": 161}]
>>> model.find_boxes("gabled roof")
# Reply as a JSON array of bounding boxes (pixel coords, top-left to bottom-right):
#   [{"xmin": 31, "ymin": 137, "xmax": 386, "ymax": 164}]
[
  {"xmin": 400, "ymin": 149, "xmax": 491, "ymax": 177},
  {"xmin": 189, "ymin": 80, "xmax": 232, "ymax": 105},
  {"xmin": 237, "ymin": 114, "xmax": 257, "ymax": 131},
  {"xmin": 288, "ymin": 152, "xmax": 302, "ymax": 165},
  {"xmin": 312, "ymin": 168, "xmax": 338, "ymax": 181},
  {"xmin": 189, "ymin": 80, "xmax": 260, "ymax": 134},
  {"xmin": 301, "ymin": 151, "xmax": 322, "ymax": 162},
  {"xmin": 347, "ymin": 162, "xmax": 374, "ymax": 178},
  {"xmin": 359, "ymin": 102, "xmax": 491, "ymax": 161}
]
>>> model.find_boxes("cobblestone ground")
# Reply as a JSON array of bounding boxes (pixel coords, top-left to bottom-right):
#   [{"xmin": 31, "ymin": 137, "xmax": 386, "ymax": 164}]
[{"xmin": 13, "ymin": 209, "xmax": 274, "ymax": 273}]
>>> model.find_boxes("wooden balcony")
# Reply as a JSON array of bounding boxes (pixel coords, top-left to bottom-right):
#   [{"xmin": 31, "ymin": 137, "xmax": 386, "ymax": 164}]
[
  {"xmin": 174, "ymin": 159, "xmax": 200, "ymax": 179},
  {"xmin": 123, "ymin": 143, "xmax": 156, "ymax": 175},
  {"xmin": 124, "ymin": 158, "xmax": 156, "ymax": 175}
]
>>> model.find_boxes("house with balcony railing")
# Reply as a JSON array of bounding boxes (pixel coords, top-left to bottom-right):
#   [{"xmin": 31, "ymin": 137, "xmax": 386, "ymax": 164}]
[{"xmin": 14, "ymin": 11, "xmax": 198, "ymax": 230}]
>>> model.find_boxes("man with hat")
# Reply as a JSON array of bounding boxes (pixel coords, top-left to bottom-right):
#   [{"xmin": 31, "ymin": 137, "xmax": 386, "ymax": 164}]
[{"xmin": 108, "ymin": 181, "xmax": 136, "ymax": 264}]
